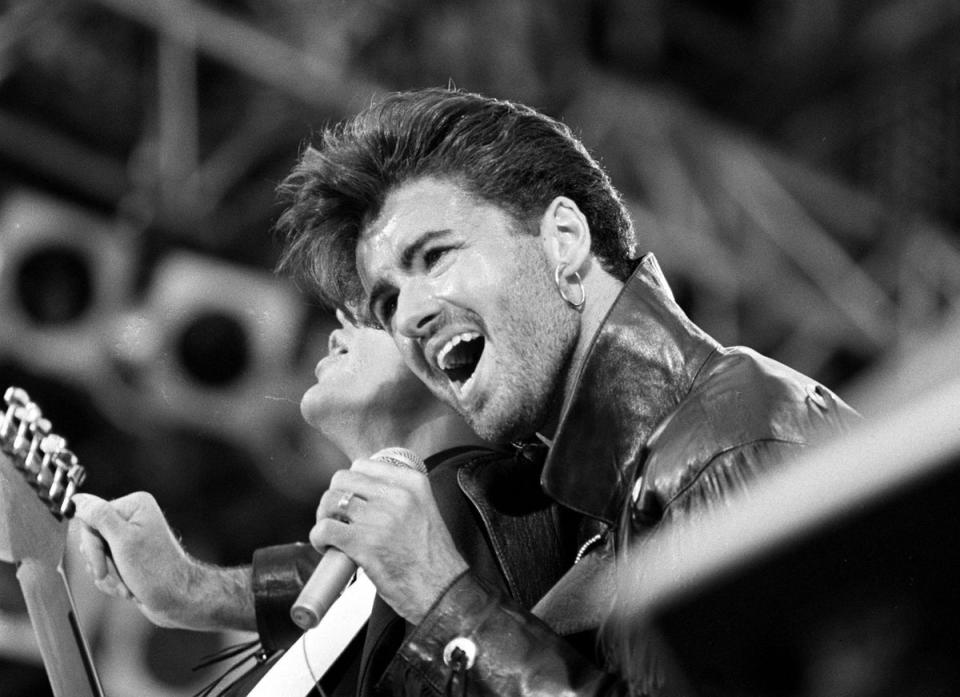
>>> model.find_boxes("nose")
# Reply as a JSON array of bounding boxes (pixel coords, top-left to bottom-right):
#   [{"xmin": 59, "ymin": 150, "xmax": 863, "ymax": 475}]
[
  {"xmin": 327, "ymin": 328, "xmax": 347, "ymax": 356},
  {"xmin": 394, "ymin": 278, "xmax": 441, "ymax": 340}
]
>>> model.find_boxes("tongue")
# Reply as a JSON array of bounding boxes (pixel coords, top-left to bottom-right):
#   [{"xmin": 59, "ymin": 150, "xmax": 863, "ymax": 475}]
[
  {"xmin": 443, "ymin": 337, "xmax": 484, "ymax": 385},
  {"xmin": 445, "ymin": 364, "xmax": 475, "ymax": 385}
]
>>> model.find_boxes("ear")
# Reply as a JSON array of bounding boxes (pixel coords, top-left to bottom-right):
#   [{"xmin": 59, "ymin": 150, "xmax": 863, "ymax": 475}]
[{"xmin": 538, "ymin": 196, "xmax": 592, "ymax": 274}]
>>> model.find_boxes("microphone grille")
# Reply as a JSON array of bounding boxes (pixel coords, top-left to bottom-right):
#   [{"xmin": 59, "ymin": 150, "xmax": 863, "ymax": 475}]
[{"xmin": 371, "ymin": 446, "xmax": 427, "ymax": 474}]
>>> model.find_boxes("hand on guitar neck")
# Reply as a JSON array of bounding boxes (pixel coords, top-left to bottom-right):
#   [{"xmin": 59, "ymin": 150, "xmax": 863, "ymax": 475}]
[
  {"xmin": 71, "ymin": 491, "xmax": 258, "ymax": 634},
  {"xmin": 1, "ymin": 386, "xmax": 261, "ymax": 697}
]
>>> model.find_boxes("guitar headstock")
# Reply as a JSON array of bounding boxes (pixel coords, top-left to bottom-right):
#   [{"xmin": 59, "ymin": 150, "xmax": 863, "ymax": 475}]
[{"xmin": 0, "ymin": 386, "xmax": 86, "ymax": 567}]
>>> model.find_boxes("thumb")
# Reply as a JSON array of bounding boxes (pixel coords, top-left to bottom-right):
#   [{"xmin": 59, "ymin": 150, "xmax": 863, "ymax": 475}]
[{"xmin": 71, "ymin": 492, "xmax": 129, "ymax": 540}]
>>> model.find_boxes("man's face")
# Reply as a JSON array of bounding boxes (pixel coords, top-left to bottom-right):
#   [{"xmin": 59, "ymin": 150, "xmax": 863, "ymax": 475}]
[
  {"xmin": 300, "ymin": 309, "xmax": 433, "ymax": 440},
  {"xmin": 356, "ymin": 177, "xmax": 578, "ymax": 442}
]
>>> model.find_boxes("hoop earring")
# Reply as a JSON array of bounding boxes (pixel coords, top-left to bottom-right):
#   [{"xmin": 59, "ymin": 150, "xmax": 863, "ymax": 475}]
[{"xmin": 554, "ymin": 264, "xmax": 585, "ymax": 312}]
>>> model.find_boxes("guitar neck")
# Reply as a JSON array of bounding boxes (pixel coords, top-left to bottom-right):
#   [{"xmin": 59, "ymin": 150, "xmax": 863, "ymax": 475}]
[
  {"xmin": 1, "ymin": 386, "xmax": 104, "ymax": 697},
  {"xmin": 17, "ymin": 559, "xmax": 105, "ymax": 697}
]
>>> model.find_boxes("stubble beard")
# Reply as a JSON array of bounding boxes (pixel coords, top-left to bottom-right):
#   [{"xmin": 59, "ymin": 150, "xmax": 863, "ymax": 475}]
[{"xmin": 465, "ymin": 264, "xmax": 581, "ymax": 443}]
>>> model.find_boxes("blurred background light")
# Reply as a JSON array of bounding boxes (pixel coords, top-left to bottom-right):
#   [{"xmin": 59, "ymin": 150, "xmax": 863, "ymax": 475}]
[{"xmin": 0, "ymin": 189, "xmax": 136, "ymax": 382}]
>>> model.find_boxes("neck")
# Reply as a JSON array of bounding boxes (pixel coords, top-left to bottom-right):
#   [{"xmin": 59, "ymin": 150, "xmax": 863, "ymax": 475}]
[
  {"xmin": 539, "ymin": 270, "xmax": 625, "ymax": 441},
  {"xmin": 333, "ymin": 410, "xmax": 487, "ymax": 462},
  {"xmin": 397, "ymin": 412, "xmax": 488, "ymax": 457}
]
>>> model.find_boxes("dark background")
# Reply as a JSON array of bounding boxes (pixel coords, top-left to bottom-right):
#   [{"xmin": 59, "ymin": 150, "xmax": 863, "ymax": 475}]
[{"xmin": 1, "ymin": 1, "xmax": 958, "ymax": 695}]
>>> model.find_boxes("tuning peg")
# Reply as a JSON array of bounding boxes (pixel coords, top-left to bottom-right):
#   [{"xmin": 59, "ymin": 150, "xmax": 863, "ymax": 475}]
[
  {"xmin": 11, "ymin": 401, "xmax": 42, "ymax": 457},
  {"xmin": 38, "ymin": 433, "xmax": 68, "ymax": 491},
  {"xmin": 59, "ymin": 462, "xmax": 87, "ymax": 518},
  {"xmin": 1, "ymin": 386, "xmax": 30, "ymax": 443},
  {"xmin": 48, "ymin": 448, "xmax": 78, "ymax": 503},
  {"xmin": 22, "ymin": 416, "xmax": 53, "ymax": 473}
]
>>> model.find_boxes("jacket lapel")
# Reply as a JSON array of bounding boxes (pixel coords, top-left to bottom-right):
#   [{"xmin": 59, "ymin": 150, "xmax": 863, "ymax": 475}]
[
  {"xmin": 457, "ymin": 450, "xmax": 571, "ymax": 609},
  {"xmin": 532, "ymin": 535, "xmax": 616, "ymax": 635}
]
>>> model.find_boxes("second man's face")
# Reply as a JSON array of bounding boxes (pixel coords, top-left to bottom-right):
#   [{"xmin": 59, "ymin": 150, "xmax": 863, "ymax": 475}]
[
  {"xmin": 356, "ymin": 177, "xmax": 579, "ymax": 442},
  {"xmin": 300, "ymin": 309, "xmax": 433, "ymax": 438}
]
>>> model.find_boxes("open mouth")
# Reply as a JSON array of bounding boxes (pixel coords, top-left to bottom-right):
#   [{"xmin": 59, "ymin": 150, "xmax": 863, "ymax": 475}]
[{"xmin": 436, "ymin": 332, "xmax": 485, "ymax": 392}]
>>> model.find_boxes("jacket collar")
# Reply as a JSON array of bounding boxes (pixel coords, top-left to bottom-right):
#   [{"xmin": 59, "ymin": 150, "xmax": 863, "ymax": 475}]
[{"xmin": 541, "ymin": 253, "xmax": 721, "ymax": 525}]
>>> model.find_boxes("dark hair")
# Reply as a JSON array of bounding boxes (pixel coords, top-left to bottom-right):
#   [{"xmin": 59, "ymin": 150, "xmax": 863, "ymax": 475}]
[{"xmin": 275, "ymin": 87, "xmax": 635, "ymax": 316}]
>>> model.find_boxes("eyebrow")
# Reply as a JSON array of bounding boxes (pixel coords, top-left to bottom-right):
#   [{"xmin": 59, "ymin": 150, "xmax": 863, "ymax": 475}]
[
  {"xmin": 398, "ymin": 229, "xmax": 453, "ymax": 268},
  {"xmin": 364, "ymin": 228, "xmax": 453, "ymax": 322}
]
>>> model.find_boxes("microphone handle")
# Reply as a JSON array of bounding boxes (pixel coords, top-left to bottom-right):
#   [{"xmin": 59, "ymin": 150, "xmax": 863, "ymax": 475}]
[
  {"xmin": 289, "ymin": 548, "xmax": 357, "ymax": 630},
  {"xmin": 290, "ymin": 447, "xmax": 426, "ymax": 630}
]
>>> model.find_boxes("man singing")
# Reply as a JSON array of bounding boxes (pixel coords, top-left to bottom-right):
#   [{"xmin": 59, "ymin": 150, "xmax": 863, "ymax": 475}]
[
  {"xmin": 73, "ymin": 310, "xmax": 568, "ymax": 695},
  {"xmin": 275, "ymin": 87, "xmax": 859, "ymax": 695}
]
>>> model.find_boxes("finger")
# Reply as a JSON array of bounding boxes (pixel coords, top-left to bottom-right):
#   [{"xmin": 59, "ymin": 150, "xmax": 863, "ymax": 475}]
[
  {"xmin": 71, "ymin": 493, "xmax": 107, "ymax": 527},
  {"xmin": 104, "ymin": 556, "xmax": 134, "ymax": 597},
  {"xmin": 77, "ymin": 525, "xmax": 110, "ymax": 579},
  {"xmin": 93, "ymin": 573, "xmax": 130, "ymax": 599},
  {"xmin": 71, "ymin": 493, "xmax": 130, "ymax": 540},
  {"xmin": 330, "ymin": 458, "xmax": 421, "ymax": 491},
  {"xmin": 107, "ymin": 491, "xmax": 159, "ymax": 521},
  {"xmin": 309, "ymin": 516, "xmax": 355, "ymax": 556},
  {"xmin": 351, "ymin": 460, "xmax": 431, "ymax": 503},
  {"xmin": 317, "ymin": 488, "xmax": 368, "ymax": 522},
  {"xmin": 328, "ymin": 468, "xmax": 416, "ymax": 505},
  {"xmin": 350, "ymin": 457, "xmax": 428, "ymax": 483}
]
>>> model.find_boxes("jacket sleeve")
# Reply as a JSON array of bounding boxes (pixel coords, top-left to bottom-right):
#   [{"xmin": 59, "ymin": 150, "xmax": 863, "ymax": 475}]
[
  {"xmin": 383, "ymin": 442, "xmax": 824, "ymax": 697},
  {"xmin": 250, "ymin": 542, "xmax": 321, "ymax": 652},
  {"xmin": 383, "ymin": 571, "xmax": 628, "ymax": 697}
]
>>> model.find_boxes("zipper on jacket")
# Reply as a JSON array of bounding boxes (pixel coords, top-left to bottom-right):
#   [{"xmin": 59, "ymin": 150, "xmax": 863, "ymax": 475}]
[{"xmin": 574, "ymin": 532, "xmax": 605, "ymax": 565}]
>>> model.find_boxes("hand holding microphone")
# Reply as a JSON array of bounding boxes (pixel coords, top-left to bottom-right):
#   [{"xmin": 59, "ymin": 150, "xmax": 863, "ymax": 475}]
[{"xmin": 291, "ymin": 447, "xmax": 429, "ymax": 630}]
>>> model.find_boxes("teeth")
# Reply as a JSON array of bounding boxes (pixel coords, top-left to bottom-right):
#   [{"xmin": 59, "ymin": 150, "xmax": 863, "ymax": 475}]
[{"xmin": 436, "ymin": 332, "xmax": 481, "ymax": 370}]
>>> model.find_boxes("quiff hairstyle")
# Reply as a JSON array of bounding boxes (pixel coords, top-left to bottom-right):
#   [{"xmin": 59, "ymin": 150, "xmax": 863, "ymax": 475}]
[{"xmin": 275, "ymin": 87, "xmax": 635, "ymax": 319}]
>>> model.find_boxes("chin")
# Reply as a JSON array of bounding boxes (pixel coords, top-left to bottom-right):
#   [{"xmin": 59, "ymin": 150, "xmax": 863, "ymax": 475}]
[
  {"xmin": 465, "ymin": 404, "xmax": 542, "ymax": 445},
  {"xmin": 299, "ymin": 398, "xmax": 313, "ymax": 424},
  {"xmin": 300, "ymin": 395, "xmax": 328, "ymax": 431},
  {"xmin": 301, "ymin": 409, "xmax": 325, "ymax": 432}
]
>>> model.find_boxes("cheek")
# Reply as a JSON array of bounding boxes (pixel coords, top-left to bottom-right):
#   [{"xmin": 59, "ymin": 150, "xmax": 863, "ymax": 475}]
[
  {"xmin": 500, "ymin": 257, "xmax": 556, "ymax": 323},
  {"xmin": 391, "ymin": 336, "xmax": 428, "ymax": 374},
  {"xmin": 432, "ymin": 246, "xmax": 507, "ymax": 307}
]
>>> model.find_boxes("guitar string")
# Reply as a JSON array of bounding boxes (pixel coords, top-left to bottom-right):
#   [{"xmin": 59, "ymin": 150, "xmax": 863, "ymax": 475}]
[{"xmin": 302, "ymin": 629, "xmax": 330, "ymax": 697}]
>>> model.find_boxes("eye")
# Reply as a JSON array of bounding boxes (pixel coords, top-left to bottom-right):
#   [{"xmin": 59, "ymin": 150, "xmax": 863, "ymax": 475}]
[{"xmin": 422, "ymin": 245, "xmax": 451, "ymax": 270}]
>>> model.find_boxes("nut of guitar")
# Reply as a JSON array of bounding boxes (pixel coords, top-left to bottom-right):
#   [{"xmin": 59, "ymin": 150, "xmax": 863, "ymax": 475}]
[{"xmin": 1, "ymin": 386, "xmax": 86, "ymax": 519}]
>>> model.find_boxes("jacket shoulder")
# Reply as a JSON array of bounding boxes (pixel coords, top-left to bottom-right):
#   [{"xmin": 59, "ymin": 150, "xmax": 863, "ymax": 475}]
[{"xmin": 632, "ymin": 347, "xmax": 858, "ymax": 527}]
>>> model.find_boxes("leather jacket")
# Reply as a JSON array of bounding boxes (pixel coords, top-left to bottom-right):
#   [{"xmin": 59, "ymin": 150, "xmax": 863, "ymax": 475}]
[
  {"xmin": 384, "ymin": 254, "xmax": 860, "ymax": 696},
  {"xmin": 244, "ymin": 445, "xmax": 574, "ymax": 696}
]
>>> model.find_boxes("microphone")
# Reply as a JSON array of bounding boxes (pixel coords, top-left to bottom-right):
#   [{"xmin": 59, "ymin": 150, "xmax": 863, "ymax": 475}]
[{"xmin": 290, "ymin": 447, "xmax": 427, "ymax": 630}]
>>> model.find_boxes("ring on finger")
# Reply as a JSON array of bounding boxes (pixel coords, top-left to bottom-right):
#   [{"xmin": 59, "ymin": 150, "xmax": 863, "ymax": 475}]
[{"xmin": 337, "ymin": 491, "xmax": 354, "ymax": 512}]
